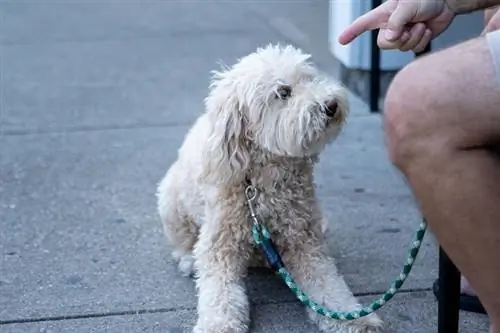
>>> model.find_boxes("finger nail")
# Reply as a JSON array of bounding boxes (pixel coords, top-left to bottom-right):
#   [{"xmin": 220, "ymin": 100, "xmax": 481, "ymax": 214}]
[{"xmin": 385, "ymin": 29, "xmax": 397, "ymax": 40}]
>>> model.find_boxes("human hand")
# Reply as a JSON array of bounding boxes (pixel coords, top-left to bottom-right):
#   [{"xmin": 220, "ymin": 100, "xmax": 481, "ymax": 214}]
[{"xmin": 338, "ymin": 0, "xmax": 457, "ymax": 52}]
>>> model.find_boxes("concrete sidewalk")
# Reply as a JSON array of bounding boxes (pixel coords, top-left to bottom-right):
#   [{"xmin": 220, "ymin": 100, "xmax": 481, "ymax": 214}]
[{"xmin": 0, "ymin": 1, "xmax": 490, "ymax": 332}]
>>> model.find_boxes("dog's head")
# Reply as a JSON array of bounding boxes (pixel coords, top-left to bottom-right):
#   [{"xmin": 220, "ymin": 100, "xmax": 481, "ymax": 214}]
[{"xmin": 203, "ymin": 44, "xmax": 349, "ymax": 183}]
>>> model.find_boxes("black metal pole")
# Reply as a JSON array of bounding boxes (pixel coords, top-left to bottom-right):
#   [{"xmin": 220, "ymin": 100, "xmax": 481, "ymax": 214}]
[
  {"xmin": 369, "ymin": 0, "xmax": 382, "ymax": 113},
  {"xmin": 437, "ymin": 247, "xmax": 461, "ymax": 333}
]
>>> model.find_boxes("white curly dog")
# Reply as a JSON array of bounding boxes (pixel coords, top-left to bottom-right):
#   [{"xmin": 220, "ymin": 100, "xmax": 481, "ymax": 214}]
[{"xmin": 157, "ymin": 44, "xmax": 384, "ymax": 333}]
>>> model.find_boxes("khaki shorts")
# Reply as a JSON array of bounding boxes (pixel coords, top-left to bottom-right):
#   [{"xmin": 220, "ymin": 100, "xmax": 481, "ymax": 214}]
[{"xmin": 486, "ymin": 29, "xmax": 500, "ymax": 84}]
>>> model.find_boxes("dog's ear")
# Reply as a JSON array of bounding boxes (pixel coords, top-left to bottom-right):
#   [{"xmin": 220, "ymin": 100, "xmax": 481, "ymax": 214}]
[{"xmin": 201, "ymin": 70, "xmax": 251, "ymax": 184}]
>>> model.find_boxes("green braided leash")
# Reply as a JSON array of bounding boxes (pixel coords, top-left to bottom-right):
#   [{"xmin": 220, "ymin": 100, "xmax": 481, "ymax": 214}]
[{"xmin": 245, "ymin": 185, "xmax": 427, "ymax": 320}]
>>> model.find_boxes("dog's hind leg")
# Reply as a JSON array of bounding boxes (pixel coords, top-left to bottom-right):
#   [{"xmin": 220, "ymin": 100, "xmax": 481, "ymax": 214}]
[
  {"xmin": 164, "ymin": 211, "xmax": 198, "ymax": 278},
  {"xmin": 157, "ymin": 170, "xmax": 199, "ymax": 277}
]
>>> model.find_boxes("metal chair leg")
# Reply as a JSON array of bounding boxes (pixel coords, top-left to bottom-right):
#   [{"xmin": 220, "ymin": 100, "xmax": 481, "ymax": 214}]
[{"xmin": 438, "ymin": 247, "xmax": 461, "ymax": 333}]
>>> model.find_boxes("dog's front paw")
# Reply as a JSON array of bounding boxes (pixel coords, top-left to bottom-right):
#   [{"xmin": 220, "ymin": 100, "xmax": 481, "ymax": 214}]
[
  {"xmin": 347, "ymin": 314, "xmax": 384, "ymax": 333},
  {"xmin": 193, "ymin": 320, "xmax": 248, "ymax": 333},
  {"xmin": 316, "ymin": 313, "xmax": 384, "ymax": 333},
  {"xmin": 195, "ymin": 276, "xmax": 250, "ymax": 333}
]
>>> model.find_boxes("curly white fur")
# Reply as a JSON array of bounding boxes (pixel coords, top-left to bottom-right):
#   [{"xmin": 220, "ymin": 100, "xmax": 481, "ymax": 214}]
[{"xmin": 156, "ymin": 44, "xmax": 384, "ymax": 333}]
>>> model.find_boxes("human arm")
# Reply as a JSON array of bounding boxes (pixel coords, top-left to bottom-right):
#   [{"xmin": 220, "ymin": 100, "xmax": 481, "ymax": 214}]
[
  {"xmin": 338, "ymin": 0, "xmax": 455, "ymax": 51},
  {"xmin": 338, "ymin": 0, "xmax": 500, "ymax": 51},
  {"xmin": 450, "ymin": 0, "xmax": 500, "ymax": 14}
]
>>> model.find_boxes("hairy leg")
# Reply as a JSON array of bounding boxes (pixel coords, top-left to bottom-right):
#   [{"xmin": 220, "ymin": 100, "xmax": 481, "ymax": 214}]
[{"xmin": 384, "ymin": 34, "xmax": 500, "ymax": 330}]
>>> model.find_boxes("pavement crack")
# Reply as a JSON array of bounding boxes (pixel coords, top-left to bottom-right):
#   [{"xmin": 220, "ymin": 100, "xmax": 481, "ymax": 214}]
[
  {"xmin": 0, "ymin": 306, "xmax": 196, "ymax": 326},
  {"xmin": 2, "ymin": 122, "xmax": 192, "ymax": 136},
  {"xmin": 354, "ymin": 287, "xmax": 432, "ymax": 297},
  {"xmin": 0, "ymin": 288, "xmax": 431, "ymax": 326}
]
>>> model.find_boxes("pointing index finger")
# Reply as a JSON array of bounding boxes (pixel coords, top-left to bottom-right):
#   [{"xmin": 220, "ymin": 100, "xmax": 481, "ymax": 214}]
[{"xmin": 338, "ymin": 2, "xmax": 392, "ymax": 45}]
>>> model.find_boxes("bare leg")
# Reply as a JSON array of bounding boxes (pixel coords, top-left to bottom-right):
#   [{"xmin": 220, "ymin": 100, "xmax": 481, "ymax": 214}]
[
  {"xmin": 192, "ymin": 197, "xmax": 253, "ymax": 333},
  {"xmin": 384, "ymin": 35, "xmax": 500, "ymax": 331},
  {"xmin": 282, "ymin": 236, "xmax": 383, "ymax": 333}
]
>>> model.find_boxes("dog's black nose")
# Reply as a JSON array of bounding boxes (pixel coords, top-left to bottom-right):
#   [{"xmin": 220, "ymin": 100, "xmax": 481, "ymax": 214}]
[{"xmin": 324, "ymin": 100, "xmax": 338, "ymax": 117}]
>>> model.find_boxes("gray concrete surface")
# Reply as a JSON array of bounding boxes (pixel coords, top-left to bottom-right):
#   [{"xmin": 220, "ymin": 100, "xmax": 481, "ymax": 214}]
[{"xmin": 0, "ymin": 1, "xmax": 490, "ymax": 332}]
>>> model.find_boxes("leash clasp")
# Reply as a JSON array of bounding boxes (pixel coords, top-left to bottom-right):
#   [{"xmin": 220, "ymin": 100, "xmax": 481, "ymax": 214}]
[{"xmin": 245, "ymin": 185, "xmax": 260, "ymax": 227}]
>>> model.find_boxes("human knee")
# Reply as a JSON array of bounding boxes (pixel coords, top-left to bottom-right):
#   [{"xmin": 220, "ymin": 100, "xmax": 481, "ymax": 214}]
[{"xmin": 383, "ymin": 61, "xmax": 445, "ymax": 172}]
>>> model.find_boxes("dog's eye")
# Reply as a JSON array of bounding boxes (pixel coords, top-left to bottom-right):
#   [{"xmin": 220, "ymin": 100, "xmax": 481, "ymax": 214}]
[{"xmin": 276, "ymin": 85, "xmax": 292, "ymax": 100}]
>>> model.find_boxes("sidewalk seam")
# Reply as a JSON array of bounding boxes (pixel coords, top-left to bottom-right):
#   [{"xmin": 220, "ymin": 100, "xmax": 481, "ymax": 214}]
[{"xmin": 0, "ymin": 288, "xmax": 431, "ymax": 326}]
